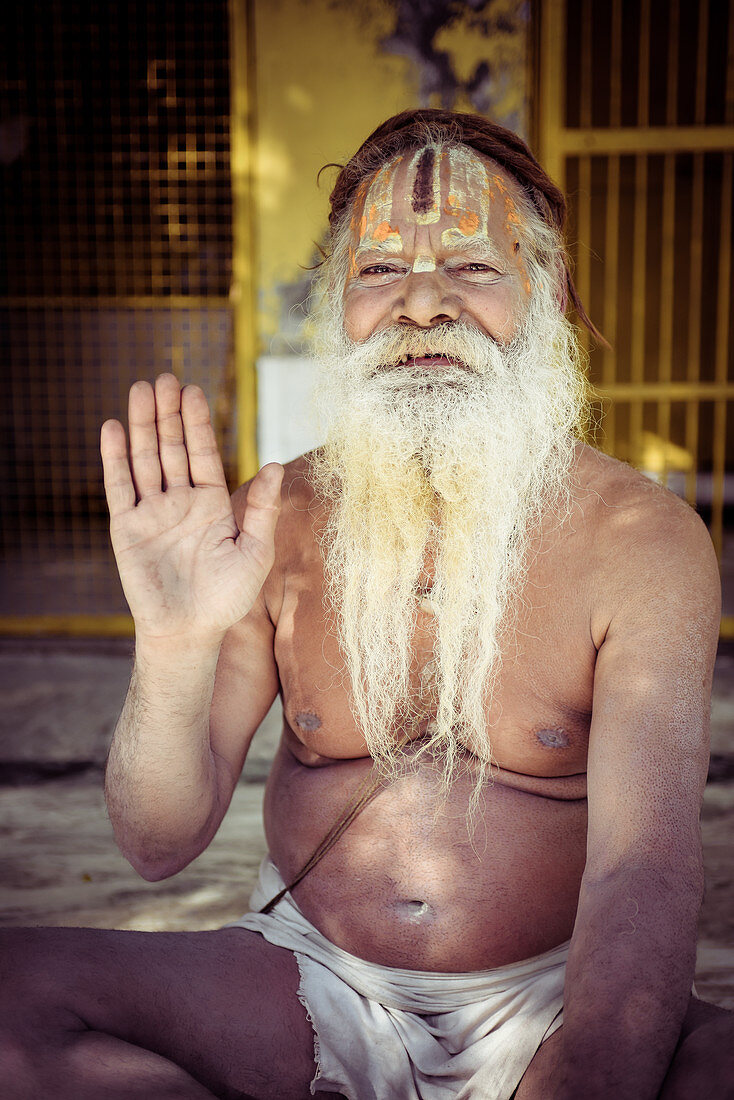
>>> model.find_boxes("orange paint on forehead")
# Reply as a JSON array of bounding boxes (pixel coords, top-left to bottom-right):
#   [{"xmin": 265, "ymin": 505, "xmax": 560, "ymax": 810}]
[
  {"xmin": 440, "ymin": 147, "xmax": 492, "ymax": 250},
  {"xmin": 356, "ymin": 148, "xmax": 447, "ymax": 245},
  {"xmin": 372, "ymin": 221, "xmax": 399, "ymax": 242},
  {"xmin": 355, "ymin": 157, "xmax": 404, "ymax": 252},
  {"xmin": 348, "ymin": 146, "xmax": 530, "ymax": 289},
  {"xmin": 457, "ymin": 211, "xmax": 480, "ymax": 236},
  {"xmin": 503, "ymin": 192, "xmax": 523, "ymax": 230},
  {"xmin": 350, "ymin": 178, "xmax": 372, "ymax": 231}
]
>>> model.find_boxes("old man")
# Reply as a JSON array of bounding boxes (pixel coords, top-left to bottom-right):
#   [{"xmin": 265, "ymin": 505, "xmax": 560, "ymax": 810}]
[{"xmin": 2, "ymin": 109, "xmax": 733, "ymax": 1099}]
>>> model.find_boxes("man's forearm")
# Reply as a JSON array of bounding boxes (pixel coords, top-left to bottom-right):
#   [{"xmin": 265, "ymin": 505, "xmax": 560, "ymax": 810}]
[
  {"xmin": 105, "ymin": 634, "xmax": 228, "ymax": 879},
  {"xmin": 553, "ymin": 861, "xmax": 702, "ymax": 1099}
]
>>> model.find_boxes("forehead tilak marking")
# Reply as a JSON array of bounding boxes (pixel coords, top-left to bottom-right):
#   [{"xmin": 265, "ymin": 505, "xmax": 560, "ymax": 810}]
[
  {"xmin": 408, "ymin": 147, "xmax": 442, "ymax": 225},
  {"xmin": 412, "ymin": 147, "xmax": 436, "ymax": 214},
  {"xmin": 440, "ymin": 146, "xmax": 491, "ymax": 251},
  {"xmin": 349, "ymin": 160, "xmax": 404, "ymax": 275},
  {"xmin": 347, "ymin": 149, "xmax": 533, "ymax": 292}
]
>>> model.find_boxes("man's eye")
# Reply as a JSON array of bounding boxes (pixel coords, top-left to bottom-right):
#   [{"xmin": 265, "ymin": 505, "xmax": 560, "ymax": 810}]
[
  {"xmin": 358, "ymin": 264, "xmax": 405, "ymax": 283},
  {"xmin": 448, "ymin": 262, "xmax": 504, "ymax": 283}
]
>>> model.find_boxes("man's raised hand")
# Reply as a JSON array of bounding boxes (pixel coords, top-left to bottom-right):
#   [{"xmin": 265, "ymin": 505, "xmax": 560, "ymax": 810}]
[{"xmin": 100, "ymin": 373, "xmax": 283, "ymax": 645}]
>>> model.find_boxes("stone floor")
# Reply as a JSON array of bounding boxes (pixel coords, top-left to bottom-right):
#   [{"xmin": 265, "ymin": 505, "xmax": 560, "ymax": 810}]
[{"xmin": 0, "ymin": 635, "xmax": 732, "ymax": 1009}]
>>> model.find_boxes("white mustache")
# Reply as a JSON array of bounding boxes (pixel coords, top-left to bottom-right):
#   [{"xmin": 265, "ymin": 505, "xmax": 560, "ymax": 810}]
[{"xmin": 344, "ymin": 321, "xmax": 507, "ymax": 377}]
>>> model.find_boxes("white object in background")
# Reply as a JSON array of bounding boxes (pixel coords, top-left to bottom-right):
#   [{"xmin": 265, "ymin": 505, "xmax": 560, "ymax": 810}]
[{"xmin": 256, "ymin": 355, "xmax": 324, "ymax": 466}]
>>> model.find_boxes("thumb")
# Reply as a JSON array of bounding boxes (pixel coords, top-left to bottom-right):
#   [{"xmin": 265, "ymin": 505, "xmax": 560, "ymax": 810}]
[{"xmin": 238, "ymin": 463, "xmax": 284, "ymax": 551}]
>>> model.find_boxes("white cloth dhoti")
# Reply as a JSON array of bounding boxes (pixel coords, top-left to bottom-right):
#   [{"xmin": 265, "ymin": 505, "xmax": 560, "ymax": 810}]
[{"xmin": 227, "ymin": 859, "xmax": 567, "ymax": 1100}]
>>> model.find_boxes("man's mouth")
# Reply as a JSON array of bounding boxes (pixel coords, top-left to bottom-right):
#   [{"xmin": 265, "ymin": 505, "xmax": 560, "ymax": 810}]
[{"xmin": 396, "ymin": 352, "xmax": 459, "ymax": 367}]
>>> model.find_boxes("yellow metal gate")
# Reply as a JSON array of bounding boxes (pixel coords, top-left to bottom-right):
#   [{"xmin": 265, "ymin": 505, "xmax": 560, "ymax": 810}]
[
  {"xmin": 0, "ymin": 0, "xmax": 257, "ymax": 635},
  {"xmin": 537, "ymin": 0, "xmax": 734, "ymax": 633}
]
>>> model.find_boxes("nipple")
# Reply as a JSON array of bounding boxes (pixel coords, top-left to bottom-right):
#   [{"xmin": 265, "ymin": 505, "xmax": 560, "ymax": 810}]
[
  {"xmin": 535, "ymin": 728, "xmax": 569, "ymax": 748},
  {"xmin": 295, "ymin": 712, "xmax": 322, "ymax": 732}
]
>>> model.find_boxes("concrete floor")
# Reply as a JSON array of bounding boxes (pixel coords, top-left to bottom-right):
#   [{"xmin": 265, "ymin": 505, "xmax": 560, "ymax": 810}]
[{"xmin": 0, "ymin": 635, "xmax": 732, "ymax": 1010}]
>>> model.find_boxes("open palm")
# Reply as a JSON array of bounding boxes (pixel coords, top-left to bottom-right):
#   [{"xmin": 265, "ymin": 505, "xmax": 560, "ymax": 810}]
[{"xmin": 101, "ymin": 374, "xmax": 283, "ymax": 641}]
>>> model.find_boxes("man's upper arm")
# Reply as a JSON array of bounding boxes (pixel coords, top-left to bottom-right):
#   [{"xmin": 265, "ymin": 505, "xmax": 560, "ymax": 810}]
[{"xmin": 585, "ymin": 500, "xmax": 720, "ymax": 879}]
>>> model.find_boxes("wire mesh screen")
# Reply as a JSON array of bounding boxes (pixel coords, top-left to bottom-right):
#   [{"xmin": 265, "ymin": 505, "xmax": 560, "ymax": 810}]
[
  {"xmin": 0, "ymin": 0, "xmax": 236, "ymax": 627},
  {"xmin": 560, "ymin": 0, "xmax": 734, "ymax": 560}
]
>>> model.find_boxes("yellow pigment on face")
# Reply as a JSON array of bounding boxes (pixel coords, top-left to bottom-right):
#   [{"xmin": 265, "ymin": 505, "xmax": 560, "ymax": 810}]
[
  {"xmin": 356, "ymin": 158, "xmax": 404, "ymax": 253},
  {"xmin": 349, "ymin": 145, "xmax": 532, "ymax": 292},
  {"xmin": 440, "ymin": 146, "xmax": 493, "ymax": 251}
]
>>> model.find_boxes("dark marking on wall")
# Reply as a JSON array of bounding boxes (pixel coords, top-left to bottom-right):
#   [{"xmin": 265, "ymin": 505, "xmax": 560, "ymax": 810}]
[
  {"xmin": 379, "ymin": 0, "xmax": 528, "ymax": 122},
  {"xmin": 412, "ymin": 147, "xmax": 436, "ymax": 213}
]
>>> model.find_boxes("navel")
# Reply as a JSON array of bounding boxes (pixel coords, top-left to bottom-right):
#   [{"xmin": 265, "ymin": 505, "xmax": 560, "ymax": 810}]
[
  {"xmin": 395, "ymin": 899, "xmax": 434, "ymax": 923},
  {"xmin": 295, "ymin": 711, "xmax": 322, "ymax": 732},
  {"xmin": 535, "ymin": 727, "xmax": 570, "ymax": 748}
]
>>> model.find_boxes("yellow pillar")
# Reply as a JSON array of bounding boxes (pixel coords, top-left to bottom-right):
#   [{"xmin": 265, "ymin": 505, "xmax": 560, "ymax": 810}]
[
  {"xmin": 229, "ymin": 0, "xmax": 259, "ymax": 484},
  {"xmin": 536, "ymin": 0, "xmax": 566, "ymax": 189}
]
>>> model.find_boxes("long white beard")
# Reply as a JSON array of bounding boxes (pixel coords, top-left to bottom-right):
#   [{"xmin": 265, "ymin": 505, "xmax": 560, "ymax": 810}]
[{"xmin": 309, "ymin": 300, "xmax": 587, "ymax": 792}]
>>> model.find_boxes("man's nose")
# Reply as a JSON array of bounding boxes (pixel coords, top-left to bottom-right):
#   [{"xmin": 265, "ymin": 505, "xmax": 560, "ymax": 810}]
[{"xmin": 390, "ymin": 271, "xmax": 461, "ymax": 328}]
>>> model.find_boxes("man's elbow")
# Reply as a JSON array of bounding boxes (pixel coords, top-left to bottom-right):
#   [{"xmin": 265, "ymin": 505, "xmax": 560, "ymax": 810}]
[
  {"xmin": 582, "ymin": 851, "xmax": 705, "ymax": 911},
  {"xmin": 122, "ymin": 841, "xmax": 200, "ymax": 882},
  {"xmin": 111, "ymin": 815, "xmax": 219, "ymax": 881}
]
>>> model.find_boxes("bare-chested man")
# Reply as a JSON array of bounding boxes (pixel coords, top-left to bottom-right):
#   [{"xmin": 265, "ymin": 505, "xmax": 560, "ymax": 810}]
[{"xmin": 2, "ymin": 109, "xmax": 733, "ymax": 1099}]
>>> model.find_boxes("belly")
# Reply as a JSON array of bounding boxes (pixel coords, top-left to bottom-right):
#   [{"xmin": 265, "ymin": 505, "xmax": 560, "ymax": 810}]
[{"xmin": 263, "ymin": 738, "xmax": 588, "ymax": 971}]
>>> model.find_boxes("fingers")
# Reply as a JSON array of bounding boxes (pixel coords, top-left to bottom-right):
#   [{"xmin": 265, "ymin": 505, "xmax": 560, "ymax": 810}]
[
  {"xmin": 238, "ymin": 463, "xmax": 284, "ymax": 550},
  {"xmin": 100, "ymin": 419, "xmax": 136, "ymax": 517},
  {"xmin": 180, "ymin": 384, "xmax": 228, "ymax": 488},
  {"xmin": 127, "ymin": 380, "xmax": 163, "ymax": 498},
  {"xmin": 154, "ymin": 374, "xmax": 191, "ymax": 489},
  {"xmin": 129, "ymin": 374, "xmax": 196, "ymax": 494},
  {"xmin": 111, "ymin": 374, "xmax": 227, "ymax": 501}
]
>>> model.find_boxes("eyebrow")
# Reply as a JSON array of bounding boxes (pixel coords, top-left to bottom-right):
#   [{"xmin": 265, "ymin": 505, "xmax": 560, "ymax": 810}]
[
  {"xmin": 443, "ymin": 238, "xmax": 508, "ymax": 265},
  {"xmin": 352, "ymin": 238, "xmax": 511, "ymax": 269},
  {"xmin": 353, "ymin": 243, "xmax": 407, "ymax": 261}
]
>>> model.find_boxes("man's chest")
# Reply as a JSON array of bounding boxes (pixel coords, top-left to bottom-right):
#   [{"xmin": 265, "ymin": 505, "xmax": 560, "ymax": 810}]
[{"xmin": 270, "ymin": 531, "xmax": 597, "ymax": 777}]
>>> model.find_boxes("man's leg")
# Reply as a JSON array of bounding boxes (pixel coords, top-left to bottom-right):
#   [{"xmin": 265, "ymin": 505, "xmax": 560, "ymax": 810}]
[
  {"xmin": 513, "ymin": 996, "xmax": 734, "ymax": 1099},
  {"xmin": 0, "ymin": 925, "xmax": 318, "ymax": 1099}
]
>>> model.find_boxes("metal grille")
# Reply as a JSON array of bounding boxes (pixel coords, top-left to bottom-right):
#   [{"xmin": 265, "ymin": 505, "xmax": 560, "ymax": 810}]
[
  {"xmin": 538, "ymin": 0, "xmax": 734, "ymax": 631},
  {"xmin": 0, "ymin": 0, "xmax": 239, "ymax": 632}
]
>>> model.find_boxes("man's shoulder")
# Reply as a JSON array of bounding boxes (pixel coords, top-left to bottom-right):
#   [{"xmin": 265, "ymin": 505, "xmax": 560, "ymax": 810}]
[
  {"xmin": 576, "ymin": 443, "xmax": 709, "ymax": 537},
  {"xmin": 575, "ymin": 443, "xmax": 719, "ymax": 607}
]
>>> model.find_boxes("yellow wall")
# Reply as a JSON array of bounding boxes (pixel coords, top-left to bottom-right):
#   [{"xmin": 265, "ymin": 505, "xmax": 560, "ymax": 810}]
[{"xmin": 251, "ymin": 0, "xmax": 530, "ymax": 348}]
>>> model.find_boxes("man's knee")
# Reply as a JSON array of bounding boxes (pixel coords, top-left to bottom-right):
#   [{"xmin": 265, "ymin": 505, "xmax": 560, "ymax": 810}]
[
  {"xmin": 661, "ymin": 1004, "xmax": 734, "ymax": 1099},
  {"xmin": 0, "ymin": 933, "xmax": 64, "ymax": 1100},
  {"xmin": 0, "ymin": 928, "xmax": 82, "ymax": 1035},
  {"xmin": 0, "ymin": 928, "xmax": 44, "ymax": 1010}
]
